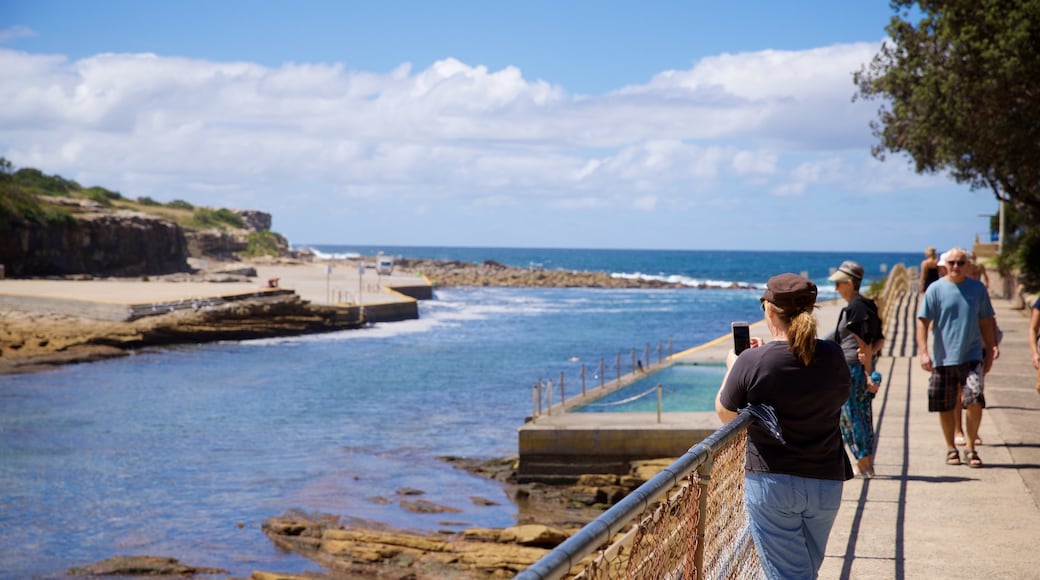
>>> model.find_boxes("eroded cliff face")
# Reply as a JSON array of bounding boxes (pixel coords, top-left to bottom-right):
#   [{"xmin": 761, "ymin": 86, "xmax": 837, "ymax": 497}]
[
  {"xmin": 2, "ymin": 209, "xmax": 190, "ymax": 277},
  {"xmin": 0, "ymin": 197, "xmax": 279, "ymax": 278}
]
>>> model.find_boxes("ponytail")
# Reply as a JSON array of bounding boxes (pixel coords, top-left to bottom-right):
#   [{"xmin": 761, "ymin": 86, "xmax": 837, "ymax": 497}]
[
  {"xmin": 766, "ymin": 302, "xmax": 818, "ymax": 366},
  {"xmin": 787, "ymin": 310, "xmax": 818, "ymax": 366}
]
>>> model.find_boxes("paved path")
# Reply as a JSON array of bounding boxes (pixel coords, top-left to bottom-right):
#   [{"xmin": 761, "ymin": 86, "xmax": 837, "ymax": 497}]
[{"xmin": 819, "ymin": 288, "xmax": 1040, "ymax": 579}]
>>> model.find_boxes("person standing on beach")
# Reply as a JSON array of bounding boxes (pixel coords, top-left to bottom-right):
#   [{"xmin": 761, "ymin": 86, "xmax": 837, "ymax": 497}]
[
  {"xmin": 920, "ymin": 246, "xmax": 940, "ymax": 294},
  {"xmin": 716, "ymin": 273, "xmax": 852, "ymax": 580},
  {"xmin": 829, "ymin": 261, "xmax": 885, "ymax": 478},
  {"xmin": 917, "ymin": 247, "xmax": 999, "ymax": 468}
]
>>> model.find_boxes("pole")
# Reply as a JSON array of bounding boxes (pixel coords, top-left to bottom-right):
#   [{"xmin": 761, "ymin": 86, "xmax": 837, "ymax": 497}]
[
  {"xmin": 999, "ymin": 200, "xmax": 1006, "ymax": 254},
  {"xmin": 559, "ymin": 371, "xmax": 565, "ymax": 408},
  {"xmin": 657, "ymin": 385, "xmax": 662, "ymax": 424},
  {"xmin": 358, "ymin": 260, "xmax": 365, "ymax": 322}
]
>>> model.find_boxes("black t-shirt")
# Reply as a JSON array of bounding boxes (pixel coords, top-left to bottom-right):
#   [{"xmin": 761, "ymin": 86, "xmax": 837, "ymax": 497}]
[
  {"xmin": 835, "ymin": 295, "xmax": 884, "ymax": 363},
  {"xmin": 719, "ymin": 340, "xmax": 853, "ymax": 481}
]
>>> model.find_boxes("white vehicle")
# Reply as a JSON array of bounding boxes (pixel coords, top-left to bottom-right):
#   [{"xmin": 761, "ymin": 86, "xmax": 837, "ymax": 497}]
[{"xmin": 376, "ymin": 255, "xmax": 394, "ymax": 275}]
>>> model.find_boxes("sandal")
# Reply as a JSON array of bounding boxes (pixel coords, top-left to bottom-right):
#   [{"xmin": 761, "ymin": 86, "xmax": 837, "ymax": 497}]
[
  {"xmin": 946, "ymin": 448, "xmax": 962, "ymax": 466},
  {"xmin": 966, "ymin": 450, "xmax": 983, "ymax": 468},
  {"xmin": 954, "ymin": 434, "xmax": 966, "ymax": 446}
]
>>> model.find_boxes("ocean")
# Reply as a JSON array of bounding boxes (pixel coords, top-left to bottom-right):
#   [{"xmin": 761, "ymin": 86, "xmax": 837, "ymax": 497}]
[{"xmin": 0, "ymin": 247, "xmax": 918, "ymax": 578}]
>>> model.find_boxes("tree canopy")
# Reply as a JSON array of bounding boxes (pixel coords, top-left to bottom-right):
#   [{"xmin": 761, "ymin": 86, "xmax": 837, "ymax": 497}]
[{"xmin": 854, "ymin": 0, "xmax": 1040, "ymax": 222}]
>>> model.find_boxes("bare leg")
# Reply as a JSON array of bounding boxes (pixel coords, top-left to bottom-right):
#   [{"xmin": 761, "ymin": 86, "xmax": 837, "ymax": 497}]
[
  {"xmin": 953, "ymin": 404, "xmax": 965, "ymax": 444},
  {"xmin": 965, "ymin": 403, "xmax": 983, "ymax": 453},
  {"xmin": 856, "ymin": 455, "xmax": 874, "ymax": 475},
  {"xmin": 939, "ymin": 409, "xmax": 957, "ymax": 449}
]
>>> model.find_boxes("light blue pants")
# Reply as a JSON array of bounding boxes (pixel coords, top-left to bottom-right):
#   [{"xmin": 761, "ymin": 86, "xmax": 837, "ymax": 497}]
[{"xmin": 744, "ymin": 472, "xmax": 843, "ymax": 580}]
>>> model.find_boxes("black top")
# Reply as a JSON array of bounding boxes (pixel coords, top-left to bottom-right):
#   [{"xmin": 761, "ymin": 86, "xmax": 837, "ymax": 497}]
[
  {"xmin": 923, "ymin": 266, "xmax": 940, "ymax": 291},
  {"xmin": 719, "ymin": 340, "xmax": 853, "ymax": 481},
  {"xmin": 835, "ymin": 295, "xmax": 885, "ymax": 364}
]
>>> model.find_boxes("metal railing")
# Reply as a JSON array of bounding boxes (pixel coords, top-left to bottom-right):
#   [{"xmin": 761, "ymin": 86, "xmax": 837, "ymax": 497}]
[
  {"xmin": 531, "ymin": 339, "xmax": 675, "ymax": 418},
  {"xmin": 516, "ymin": 412, "xmax": 760, "ymax": 580}
]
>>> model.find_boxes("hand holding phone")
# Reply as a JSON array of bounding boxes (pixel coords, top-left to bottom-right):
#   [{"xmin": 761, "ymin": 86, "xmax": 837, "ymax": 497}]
[{"xmin": 732, "ymin": 322, "xmax": 751, "ymax": 355}]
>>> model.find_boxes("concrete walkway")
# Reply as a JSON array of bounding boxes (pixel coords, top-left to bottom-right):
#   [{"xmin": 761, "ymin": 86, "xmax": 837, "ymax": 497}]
[{"xmin": 819, "ymin": 289, "xmax": 1040, "ymax": 579}]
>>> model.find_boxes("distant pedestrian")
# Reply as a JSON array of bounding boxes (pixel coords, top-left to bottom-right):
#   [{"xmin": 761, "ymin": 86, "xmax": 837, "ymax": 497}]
[
  {"xmin": 716, "ymin": 273, "xmax": 852, "ymax": 579},
  {"xmin": 829, "ymin": 260, "xmax": 885, "ymax": 478},
  {"xmin": 917, "ymin": 247, "xmax": 999, "ymax": 468},
  {"xmin": 1031, "ymin": 297, "xmax": 1040, "ymax": 395},
  {"xmin": 920, "ymin": 246, "xmax": 940, "ymax": 294}
]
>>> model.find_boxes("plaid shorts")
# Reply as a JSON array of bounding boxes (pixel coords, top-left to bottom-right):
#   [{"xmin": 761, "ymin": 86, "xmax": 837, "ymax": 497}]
[{"xmin": 928, "ymin": 361, "xmax": 985, "ymax": 412}]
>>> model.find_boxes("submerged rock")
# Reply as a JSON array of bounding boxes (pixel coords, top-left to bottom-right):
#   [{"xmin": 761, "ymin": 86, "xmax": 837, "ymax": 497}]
[{"xmin": 66, "ymin": 555, "xmax": 227, "ymax": 576}]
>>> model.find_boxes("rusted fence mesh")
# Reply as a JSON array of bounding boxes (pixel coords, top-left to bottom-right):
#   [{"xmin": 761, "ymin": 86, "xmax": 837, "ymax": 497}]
[
  {"xmin": 576, "ymin": 432, "xmax": 760, "ymax": 580},
  {"xmin": 517, "ymin": 415, "xmax": 762, "ymax": 580}
]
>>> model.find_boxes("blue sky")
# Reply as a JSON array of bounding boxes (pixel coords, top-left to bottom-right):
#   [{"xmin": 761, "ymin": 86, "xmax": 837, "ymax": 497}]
[{"xmin": 0, "ymin": 1, "xmax": 999, "ymax": 252}]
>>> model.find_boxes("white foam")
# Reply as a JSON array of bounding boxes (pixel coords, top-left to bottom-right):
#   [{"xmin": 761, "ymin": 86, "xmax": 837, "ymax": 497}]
[{"xmin": 610, "ymin": 271, "xmax": 764, "ymax": 289}]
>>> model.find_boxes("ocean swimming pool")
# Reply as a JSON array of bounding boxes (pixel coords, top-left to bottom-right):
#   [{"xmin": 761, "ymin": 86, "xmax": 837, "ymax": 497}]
[{"xmin": 573, "ymin": 363, "xmax": 726, "ymax": 413}]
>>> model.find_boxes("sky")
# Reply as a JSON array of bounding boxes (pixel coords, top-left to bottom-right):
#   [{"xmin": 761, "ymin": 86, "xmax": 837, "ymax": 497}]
[{"xmin": 0, "ymin": 1, "xmax": 1000, "ymax": 253}]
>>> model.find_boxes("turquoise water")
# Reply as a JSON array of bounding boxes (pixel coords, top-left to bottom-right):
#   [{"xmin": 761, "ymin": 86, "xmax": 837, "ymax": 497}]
[
  {"xmin": 574, "ymin": 363, "xmax": 726, "ymax": 413},
  {"xmin": 0, "ymin": 247, "xmax": 918, "ymax": 578}
]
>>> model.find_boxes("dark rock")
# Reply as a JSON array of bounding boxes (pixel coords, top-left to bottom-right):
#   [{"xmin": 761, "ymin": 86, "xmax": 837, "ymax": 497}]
[
  {"xmin": 2, "ymin": 210, "xmax": 189, "ymax": 277},
  {"xmin": 66, "ymin": 555, "xmax": 227, "ymax": 576}
]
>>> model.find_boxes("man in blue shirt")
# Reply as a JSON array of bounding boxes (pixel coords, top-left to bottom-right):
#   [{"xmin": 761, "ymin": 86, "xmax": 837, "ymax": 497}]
[{"xmin": 917, "ymin": 247, "xmax": 998, "ymax": 468}]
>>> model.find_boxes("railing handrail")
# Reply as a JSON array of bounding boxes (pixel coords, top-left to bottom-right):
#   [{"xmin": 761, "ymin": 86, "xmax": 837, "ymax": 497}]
[{"xmin": 515, "ymin": 411, "xmax": 754, "ymax": 580}]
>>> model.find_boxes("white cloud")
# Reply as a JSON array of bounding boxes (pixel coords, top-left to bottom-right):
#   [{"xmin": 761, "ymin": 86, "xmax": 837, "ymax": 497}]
[{"xmin": 1, "ymin": 40, "xmax": 975, "ymax": 250}]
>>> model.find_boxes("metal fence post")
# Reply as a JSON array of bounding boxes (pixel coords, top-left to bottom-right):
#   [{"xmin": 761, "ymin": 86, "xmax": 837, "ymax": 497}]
[
  {"xmin": 581, "ymin": 364, "xmax": 586, "ymax": 396},
  {"xmin": 694, "ymin": 455, "xmax": 715, "ymax": 575},
  {"xmin": 559, "ymin": 371, "xmax": 565, "ymax": 408},
  {"xmin": 616, "ymin": 353, "xmax": 621, "ymax": 385},
  {"xmin": 600, "ymin": 358, "xmax": 605, "ymax": 388},
  {"xmin": 657, "ymin": 384, "xmax": 662, "ymax": 424}
]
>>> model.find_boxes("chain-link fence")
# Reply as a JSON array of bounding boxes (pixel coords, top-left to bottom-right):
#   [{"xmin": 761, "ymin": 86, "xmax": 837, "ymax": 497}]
[{"xmin": 517, "ymin": 412, "xmax": 762, "ymax": 580}]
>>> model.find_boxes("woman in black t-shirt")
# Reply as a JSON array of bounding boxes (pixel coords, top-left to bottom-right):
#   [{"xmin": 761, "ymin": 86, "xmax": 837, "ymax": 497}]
[{"xmin": 716, "ymin": 273, "xmax": 852, "ymax": 580}]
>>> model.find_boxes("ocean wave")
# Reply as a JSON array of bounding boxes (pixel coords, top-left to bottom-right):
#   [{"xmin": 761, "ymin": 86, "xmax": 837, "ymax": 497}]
[
  {"xmin": 610, "ymin": 271, "xmax": 766, "ymax": 289},
  {"xmin": 293, "ymin": 245, "xmax": 361, "ymax": 260}
]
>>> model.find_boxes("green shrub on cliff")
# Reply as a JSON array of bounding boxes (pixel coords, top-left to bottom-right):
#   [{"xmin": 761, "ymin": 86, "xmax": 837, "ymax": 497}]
[
  {"xmin": 242, "ymin": 230, "xmax": 287, "ymax": 258},
  {"xmin": 83, "ymin": 186, "xmax": 123, "ymax": 207},
  {"xmin": 189, "ymin": 207, "xmax": 245, "ymax": 230},
  {"xmin": 0, "ymin": 185, "xmax": 74, "ymax": 230},
  {"xmin": 167, "ymin": 199, "xmax": 194, "ymax": 210},
  {"xmin": 11, "ymin": 167, "xmax": 79, "ymax": 197}
]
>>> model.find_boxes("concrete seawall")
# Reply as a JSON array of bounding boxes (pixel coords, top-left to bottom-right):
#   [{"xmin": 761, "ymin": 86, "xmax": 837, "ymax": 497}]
[{"xmin": 0, "ymin": 264, "xmax": 428, "ymax": 324}]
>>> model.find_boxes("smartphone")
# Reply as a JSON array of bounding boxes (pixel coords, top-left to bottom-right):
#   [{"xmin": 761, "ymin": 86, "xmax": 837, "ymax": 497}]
[{"xmin": 732, "ymin": 321, "xmax": 751, "ymax": 355}]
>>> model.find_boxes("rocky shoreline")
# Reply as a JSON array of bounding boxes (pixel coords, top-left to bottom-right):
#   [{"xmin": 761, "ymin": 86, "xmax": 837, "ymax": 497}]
[
  {"xmin": 0, "ymin": 255, "xmax": 743, "ymax": 375},
  {"xmin": 4, "ymin": 256, "xmax": 696, "ymax": 578},
  {"xmin": 67, "ymin": 455, "xmax": 675, "ymax": 579}
]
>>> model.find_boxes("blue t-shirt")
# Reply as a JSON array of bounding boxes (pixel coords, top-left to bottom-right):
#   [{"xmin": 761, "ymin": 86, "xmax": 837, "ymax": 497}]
[{"xmin": 918, "ymin": 277, "xmax": 995, "ymax": 366}]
